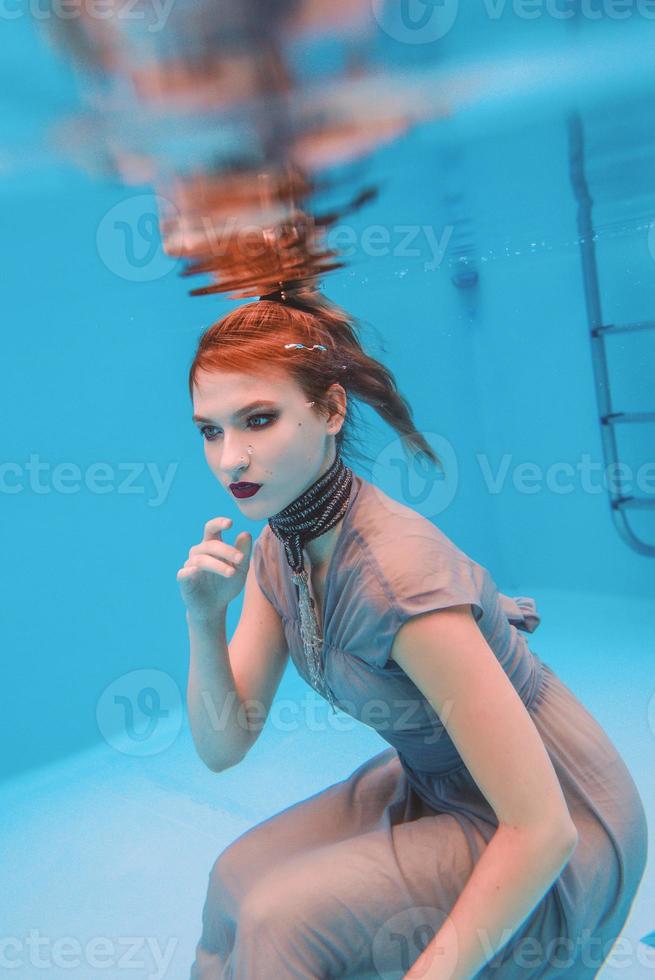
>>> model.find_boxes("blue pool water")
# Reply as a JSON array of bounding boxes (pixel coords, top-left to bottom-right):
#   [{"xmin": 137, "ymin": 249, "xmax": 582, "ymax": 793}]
[{"xmin": 1, "ymin": 7, "xmax": 654, "ymax": 978}]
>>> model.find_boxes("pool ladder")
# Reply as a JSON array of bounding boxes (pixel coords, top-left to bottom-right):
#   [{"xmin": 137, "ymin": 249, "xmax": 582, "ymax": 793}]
[{"xmin": 567, "ymin": 111, "xmax": 655, "ymax": 557}]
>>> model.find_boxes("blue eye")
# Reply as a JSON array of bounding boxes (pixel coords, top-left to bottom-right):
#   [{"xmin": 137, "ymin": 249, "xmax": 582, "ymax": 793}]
[{"xmin": 199, "ymin": 413, "xmax": 276, "ymax": 442}]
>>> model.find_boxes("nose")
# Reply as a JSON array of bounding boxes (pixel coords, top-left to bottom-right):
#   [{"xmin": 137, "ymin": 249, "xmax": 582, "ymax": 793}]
[{"xmin": 218, "ymin": 435, "xmax": 250, "ymax": 480}]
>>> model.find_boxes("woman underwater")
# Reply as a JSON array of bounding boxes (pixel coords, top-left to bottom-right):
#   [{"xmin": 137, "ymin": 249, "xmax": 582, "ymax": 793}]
[{"xmin": 178, "ymin": 287, "xmax": 648, "ymax": 979}]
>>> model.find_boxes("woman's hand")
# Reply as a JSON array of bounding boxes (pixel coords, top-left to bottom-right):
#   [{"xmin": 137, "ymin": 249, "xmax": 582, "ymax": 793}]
[{"xmin": 176, "ymin": 516, "xmax": 252, "ymax": 624}]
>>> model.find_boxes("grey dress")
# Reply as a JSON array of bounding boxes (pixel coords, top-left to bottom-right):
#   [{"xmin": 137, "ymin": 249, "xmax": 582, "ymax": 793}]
[{"xmin": 189, "ymin": 473, "xmax": 648, "ymax": 979}]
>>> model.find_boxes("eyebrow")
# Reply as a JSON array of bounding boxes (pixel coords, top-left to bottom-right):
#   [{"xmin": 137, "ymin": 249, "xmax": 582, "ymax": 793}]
[{"xmin": 192, "ymin": 400, "xmax": 279, "ymax": 424}]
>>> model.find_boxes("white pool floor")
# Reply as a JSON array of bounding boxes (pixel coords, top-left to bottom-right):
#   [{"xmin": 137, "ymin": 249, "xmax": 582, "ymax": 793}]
[{"xmin": 1, "ymin": 588, "xmax": 653, "ymax": 979}]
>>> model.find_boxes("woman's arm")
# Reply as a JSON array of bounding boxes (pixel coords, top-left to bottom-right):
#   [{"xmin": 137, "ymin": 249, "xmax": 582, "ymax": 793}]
[
  {"xmin": 391, "ymin": 604, "xmax": 579, "ymax": 978},
  {"xmin": 186, "ymin": 608, "xmax": 252, "ymax": 771},
  {"xmin": 186, "ymin": 557, "xmax": 289, "ymax": 771},
  {"xmin": 404, "ymin": 822, "xmax": 577, "ymax": 979}
]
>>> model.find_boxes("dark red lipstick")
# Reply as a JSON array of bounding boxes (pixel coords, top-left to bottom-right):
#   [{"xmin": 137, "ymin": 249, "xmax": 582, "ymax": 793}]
[{"xmin": 230, "ymin": 482, "xmax": 262, "ymax": 498}]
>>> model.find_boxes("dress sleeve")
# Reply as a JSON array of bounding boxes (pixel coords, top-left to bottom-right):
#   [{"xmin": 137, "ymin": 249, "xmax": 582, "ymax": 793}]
[
  {"xmin": 358, "ymin": 531, "xmax": 485, "ymax": 669},
  {"xmin": 251, "ymin": 529, "xmax": 279, "ymax": 611}
]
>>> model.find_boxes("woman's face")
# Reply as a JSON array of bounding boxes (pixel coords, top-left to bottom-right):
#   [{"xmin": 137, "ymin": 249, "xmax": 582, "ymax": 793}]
[{"xmin": 191, "ymin": 367, "xmax": 346, "ymax": 519}]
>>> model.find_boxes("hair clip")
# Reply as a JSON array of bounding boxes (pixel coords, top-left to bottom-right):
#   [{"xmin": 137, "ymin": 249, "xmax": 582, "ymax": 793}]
[{"xmin": 283, "ymin": 343, "xmax": 327, "ymax": 351}]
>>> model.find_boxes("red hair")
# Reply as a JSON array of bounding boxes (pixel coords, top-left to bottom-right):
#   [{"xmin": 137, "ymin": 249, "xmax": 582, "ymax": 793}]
[{"xmin": 188, "ymin": 290, "xmax": 443, "ymax": 473}]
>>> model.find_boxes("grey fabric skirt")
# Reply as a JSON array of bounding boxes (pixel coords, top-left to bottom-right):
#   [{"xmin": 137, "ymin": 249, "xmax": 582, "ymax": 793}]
[{"xmin": 188, "ymin": 664, "xmax": 648, "ymax": 978}]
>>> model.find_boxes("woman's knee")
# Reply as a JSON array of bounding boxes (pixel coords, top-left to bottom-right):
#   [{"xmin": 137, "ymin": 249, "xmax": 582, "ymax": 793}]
[
  {"xmin": 234, "ymin": 864, "xmax": 369, "ymax": 978},
  {"xmin": 207, "ymin": 823, "xmax": 280, "ymax": 918},
  {"xmin": 236, "ymin": 870, "xmax": 330, "ymax": 971},
  {"xmin": 206, "ymin": 841, "xmax": 250, "ymax": 916},
  {"xmin": 238, "ymin": 870, "xmax": 305, "ymax": 930}
]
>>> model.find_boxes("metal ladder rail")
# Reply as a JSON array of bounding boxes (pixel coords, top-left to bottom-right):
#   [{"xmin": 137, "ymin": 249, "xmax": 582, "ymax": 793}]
[{"xmin": 567, "ymin": 111, "xmax": 655, "ymax": 557}]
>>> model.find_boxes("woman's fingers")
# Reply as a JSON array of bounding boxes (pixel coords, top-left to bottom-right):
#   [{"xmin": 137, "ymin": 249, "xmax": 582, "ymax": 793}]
[
  {"xmin": 202, "ymin": 515, "xmax": 232, "ymax": 542},
  {"xmin": 189, "ymin": 539, "xmax": 243, "ymax": 566},
  {"xmin": 183, "ymin": 554, "xmax": 236, "ymax": 575}
]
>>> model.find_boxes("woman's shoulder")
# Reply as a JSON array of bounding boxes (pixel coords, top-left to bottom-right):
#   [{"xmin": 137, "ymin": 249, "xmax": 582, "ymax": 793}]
[
  {"xmin": 351, "ymin": 477, "xmax": 475, "ymax": 581},
  {"xmin": 332, "ymin": 478, "xmax": 486, "ymax": 665},
  {"xmin": 351, "ymin": 479, "xmax": 542, "ymax": 638},
  {"xmin": 338, "ymin": 477, "xmax": 484, "ymax": 629}
]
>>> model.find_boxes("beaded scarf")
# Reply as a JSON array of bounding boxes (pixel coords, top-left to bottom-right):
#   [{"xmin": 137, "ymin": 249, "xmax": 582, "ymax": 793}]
[{"xmin": 268, "ymin": 453, "xmax": 353, "ymax": 713}]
